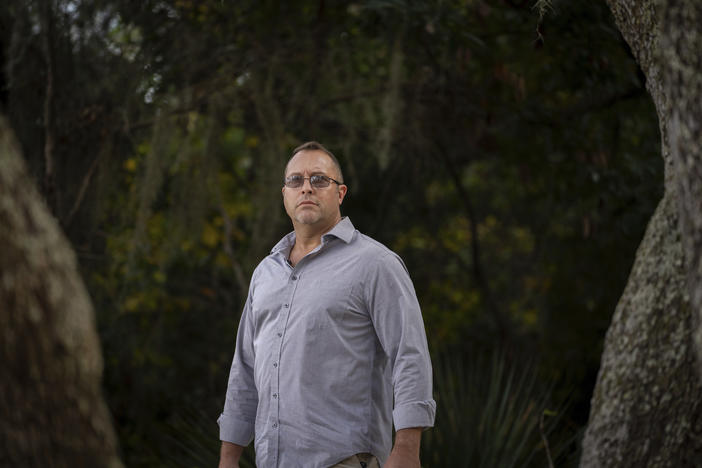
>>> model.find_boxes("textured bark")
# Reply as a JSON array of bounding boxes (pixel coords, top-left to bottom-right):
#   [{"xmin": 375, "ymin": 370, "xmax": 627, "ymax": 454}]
[
  {"xmin": 659, "ymin": 2, "xmax": 702, "ymax": 378},
  {"xmin": 581, "ymin": 193, "xmax": 702, "ymax": 467},
  {"xmin": 0, "ymin": 117, "xmax": 123, "ymax": 467},
  {"xmin": 581, "ymin": 0, "xmax": 702, "ymax": 466}
]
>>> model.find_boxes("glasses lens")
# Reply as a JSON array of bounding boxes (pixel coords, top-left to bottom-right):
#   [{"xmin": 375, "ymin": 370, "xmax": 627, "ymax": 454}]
[
  {"xmin": 285, "ymin": 175, "xmax": 332, "ymax": 188},
  {"xmin": 285, "ymin": 175, "xmax": 303, "ymax": 188},
  {"xmin": 310, "ymin": 175, "xmax": 330, "ymax": 188}
]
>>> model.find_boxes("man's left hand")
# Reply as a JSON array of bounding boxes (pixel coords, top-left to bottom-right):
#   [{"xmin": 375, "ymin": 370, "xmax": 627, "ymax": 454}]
[{"xmin": 385, "ymin": 427, "xmax": 422, "ymax": 468}]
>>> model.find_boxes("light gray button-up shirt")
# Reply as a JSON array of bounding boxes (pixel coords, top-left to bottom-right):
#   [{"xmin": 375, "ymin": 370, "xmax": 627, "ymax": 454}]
[{"xmin": 218, "ymin": 217, "xmax": 435, "ymax": 468}]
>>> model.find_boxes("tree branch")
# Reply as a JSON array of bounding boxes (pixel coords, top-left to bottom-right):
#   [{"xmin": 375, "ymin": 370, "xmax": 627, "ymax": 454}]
[
  {"xmin": 64, "ymin": 149, "xmax": 103, "ymax": 229},
  {"xmin": 434, "ymin": 139, "xmax": 511, "ymax": 341},
  {"xmin": 41, "ymin": 0, "xmax": 56, "ymax": 212}
]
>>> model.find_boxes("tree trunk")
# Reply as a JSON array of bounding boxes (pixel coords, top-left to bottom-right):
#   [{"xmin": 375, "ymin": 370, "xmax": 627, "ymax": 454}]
[
  {"xmin": 659, "ymin": 2, "xmax": 702, "ymax": 377},
  {"xmin": 0, "ymin": 116, "xmax": 123, "ymax": 467},
  {"xmin": 581, "ymin": 0, "xmax": 702, "ymax": 466},
  {"xmin": 580, "ymin": 191, "xmax": 702, "ymax": 466}
]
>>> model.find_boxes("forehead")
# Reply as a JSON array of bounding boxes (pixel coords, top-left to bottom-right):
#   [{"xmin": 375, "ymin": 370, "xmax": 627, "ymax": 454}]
[{"xmin": 285, "ymin": 150, "xmax": 335, "ymax": 176}]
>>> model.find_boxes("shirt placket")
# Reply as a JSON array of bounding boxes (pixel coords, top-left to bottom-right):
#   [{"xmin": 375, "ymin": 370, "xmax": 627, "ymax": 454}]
[{"xmin": 271, "ymin": 263, "xmax": 301, "ymax": 467}]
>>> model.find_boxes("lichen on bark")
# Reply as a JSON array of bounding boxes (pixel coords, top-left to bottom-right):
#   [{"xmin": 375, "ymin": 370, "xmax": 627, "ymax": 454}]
[
  {"xmin": 581, "ymin": 191, "xmax": 702, "ymax": 467},
  {"xmin": 582, "ymin": 0, "xmax": 702, "ymax": 466},
  {"xmin": 658, "ymin": 1, "xmax": 702, "ymax": 378}
]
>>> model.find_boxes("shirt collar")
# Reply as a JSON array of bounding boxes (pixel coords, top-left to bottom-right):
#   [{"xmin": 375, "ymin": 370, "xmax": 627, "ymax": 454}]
[
  {"xmin": 270, "ymin": 217, "xmax": 355, "ymax": 255},
  {"xmin": 322, "ymin": 217, "xmax": 355, "ymax": 244}
]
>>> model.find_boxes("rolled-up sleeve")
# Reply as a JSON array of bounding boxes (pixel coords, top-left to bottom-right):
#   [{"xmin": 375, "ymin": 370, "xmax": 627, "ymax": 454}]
[
  {"xmin": 366, "ymin": 253, "xmax": 436, "ymax": 431},
  {"xmin": 218, "ymin": 283, "xmax": 258, "ymax": 445}
]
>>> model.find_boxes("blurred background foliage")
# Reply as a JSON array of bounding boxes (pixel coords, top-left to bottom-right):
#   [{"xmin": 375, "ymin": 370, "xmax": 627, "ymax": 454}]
[{"xmin": 1, "ymin": 0, "xmax": 661, "ymax": 466}]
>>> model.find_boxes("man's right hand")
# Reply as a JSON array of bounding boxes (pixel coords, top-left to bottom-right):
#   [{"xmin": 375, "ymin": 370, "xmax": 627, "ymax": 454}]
[{"xmin": 219, "ymin": 441, "xmax": 245, "ymax": 468}]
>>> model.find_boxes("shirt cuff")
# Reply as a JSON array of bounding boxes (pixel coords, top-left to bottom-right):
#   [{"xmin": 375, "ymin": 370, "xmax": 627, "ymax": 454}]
[
  {"xmin": 392, "ymin": 399, "xmax": 437, "ymax": 431},
  {"xmin": 217, "ymin": 413, "xmax": 255, "ymax": 446}
]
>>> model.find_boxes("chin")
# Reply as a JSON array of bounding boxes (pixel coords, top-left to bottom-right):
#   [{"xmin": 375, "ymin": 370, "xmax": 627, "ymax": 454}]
[{"xmin": 296, "ymin": 215, "xmax": 321, "ymax": 225}]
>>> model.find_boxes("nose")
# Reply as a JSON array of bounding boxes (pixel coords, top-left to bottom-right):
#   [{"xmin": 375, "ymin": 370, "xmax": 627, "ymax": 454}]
[{"xmin": 300, "ymin": 177, "xmax": 315, "ymax": 193}]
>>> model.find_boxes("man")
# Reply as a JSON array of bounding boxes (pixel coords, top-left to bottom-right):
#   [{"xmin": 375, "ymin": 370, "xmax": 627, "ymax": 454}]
[{"xmin": 218, "ymin": 142, "xmax": 435, "ymax": 468}]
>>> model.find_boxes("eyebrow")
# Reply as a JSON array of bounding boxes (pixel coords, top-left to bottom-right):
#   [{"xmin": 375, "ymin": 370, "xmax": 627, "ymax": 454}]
[{"xmin": 286, "ymin": 171, "xmax": 328, "ymax": 177}]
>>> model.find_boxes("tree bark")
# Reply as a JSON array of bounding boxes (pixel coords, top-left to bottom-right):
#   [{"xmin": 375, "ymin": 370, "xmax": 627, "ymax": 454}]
[
  {"xmin": 659, "ymin": 1, "xmax": 702, "ymax": 377},
  {"xmin": 581, "ymin": 0, "xmax": 702, "ymax": 466},
  {"xmin": 581, "ymin": 192, "xmax": 702, "ymax": 466},
  {"xmin": 0, "ymin": 116, "xmax": 123, "ymax": 467}
]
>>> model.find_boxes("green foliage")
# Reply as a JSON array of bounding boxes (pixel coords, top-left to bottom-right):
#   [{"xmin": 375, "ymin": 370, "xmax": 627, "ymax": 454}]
[
  {"xmin": 146, "ymin": 405, "xmax": 256, "ymax": 468},
  {"xmin": 422, "ymin": 349, "xmax": 576, "ymax": 468},
  {"xmin": 1, "ymin": 0, "xmax": 661, "ymax": 465}
]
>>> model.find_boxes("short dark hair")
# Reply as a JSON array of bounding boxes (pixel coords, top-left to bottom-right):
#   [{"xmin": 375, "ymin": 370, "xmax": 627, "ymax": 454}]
[{"xmin": 286, "ymin": 141, "xmax": 344, "ymax": 183}]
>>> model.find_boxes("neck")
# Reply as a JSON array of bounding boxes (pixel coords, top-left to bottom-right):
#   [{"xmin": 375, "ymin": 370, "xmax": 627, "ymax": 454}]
[{"xmin": 290, "ymin": 216, "xmax": 342, "ymax": 261}]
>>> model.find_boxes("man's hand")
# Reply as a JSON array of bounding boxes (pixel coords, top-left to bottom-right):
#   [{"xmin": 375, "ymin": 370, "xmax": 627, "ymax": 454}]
[
  {"xmin": 218, "ymin": 441, "xmax": 245, "ymax": 468},
  {"xmin": 385, "ymin": 427, "xmax": 422, "ymax": 468}
]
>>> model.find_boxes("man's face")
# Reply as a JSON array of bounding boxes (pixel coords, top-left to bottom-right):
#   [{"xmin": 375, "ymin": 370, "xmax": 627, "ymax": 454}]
[{"xmin": 282, "ymin": 150, "xmax": 347, "ymax": 229}]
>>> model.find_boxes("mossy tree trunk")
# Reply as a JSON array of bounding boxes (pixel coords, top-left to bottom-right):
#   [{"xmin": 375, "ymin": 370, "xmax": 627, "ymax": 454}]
[
  {"xmin": 0, "ymin": 116, "xmax": 123, "ymax": 467},
  {"xmin": 581, "ymin": 0, "xmax": 702, "ymax": 466}
]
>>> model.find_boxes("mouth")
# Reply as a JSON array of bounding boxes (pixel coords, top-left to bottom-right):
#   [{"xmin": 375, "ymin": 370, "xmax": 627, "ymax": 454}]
[{"xmin": 298, "ymin": 200, "xmax": 318, "ymax": 207}]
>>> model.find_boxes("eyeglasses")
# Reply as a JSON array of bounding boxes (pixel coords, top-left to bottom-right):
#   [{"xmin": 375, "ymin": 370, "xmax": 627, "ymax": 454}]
[{"xmin": 284, "ymin": 174, "xmax": 342, "ymax": 189}]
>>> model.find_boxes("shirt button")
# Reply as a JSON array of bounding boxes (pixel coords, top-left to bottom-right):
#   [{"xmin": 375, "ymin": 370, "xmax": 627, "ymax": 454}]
[
  {"xmin": 273, "ymin": 393, "xmax": 278, "ymax": 398},
  {"xmin": 284, "ymin": 303, "xmax": 289, "ymax": 308},
  {"xmin": 273, "ymin": 362, "xmax": 278, "ymax": 367},
  {"xmin": 273, "ymin": 422, "xmax": 278, "ymax": 428},
  {"xmin": 291, "ymin": 275, "xmax": 297, "ymax": 281},
  {"xmin": 277, "ymin": 332, "xmax": 282, "ymax": 337}
]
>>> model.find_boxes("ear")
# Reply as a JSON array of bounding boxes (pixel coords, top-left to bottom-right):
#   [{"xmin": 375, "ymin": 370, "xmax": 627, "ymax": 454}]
[{"xmin": 337, "ymin": 184, "xmax": 348, "ymax": 205}]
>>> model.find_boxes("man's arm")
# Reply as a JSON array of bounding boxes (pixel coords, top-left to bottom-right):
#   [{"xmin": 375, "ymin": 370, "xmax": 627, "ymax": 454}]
[
  {"xmin": 219, "ymin": 441, "xmax": 245, "ymax": 468},
  {"xmin": 218, "ymin": 284, "xmax": 258, "ymax": 459},
  {"xmin": 366, "ymin": 253, "xmax": 436, "ymax": 462},
  {"xmin": 385, "ymin": 428, "xmax": 423, "ymax": 468}
]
